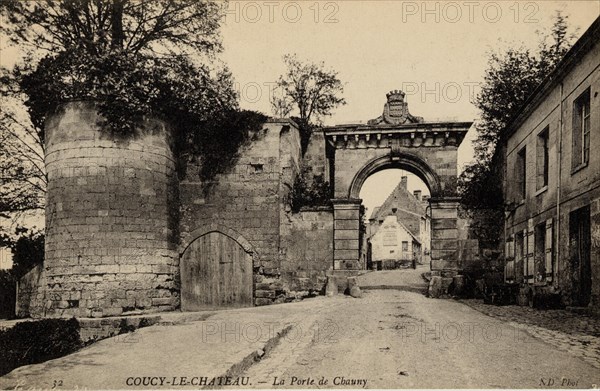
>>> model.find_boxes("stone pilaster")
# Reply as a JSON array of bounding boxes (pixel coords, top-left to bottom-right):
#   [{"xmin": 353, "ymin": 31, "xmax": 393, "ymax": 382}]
[
  {"xmin": 332, "ymin": 199, "xmax": 362, "ymax": 270},
  {"xmin": 429, "ymin": 197, "xmax": 461, "ymax": 275}
]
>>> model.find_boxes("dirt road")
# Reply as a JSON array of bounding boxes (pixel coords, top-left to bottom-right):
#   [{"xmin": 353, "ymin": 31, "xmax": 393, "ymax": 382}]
[
  {"xmin": 242, "ymin": 287, "xmax": 599, "ymax": 389},
  {"xmin": 1, "ymin": 268, "xmax": 599, "ymax": 389}
]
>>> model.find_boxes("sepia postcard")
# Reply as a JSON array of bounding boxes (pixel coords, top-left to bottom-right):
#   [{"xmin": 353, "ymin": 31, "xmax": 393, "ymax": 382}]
[{"xmin": 0, "ymin": 1, "xmax": 599, "ymax": 390}]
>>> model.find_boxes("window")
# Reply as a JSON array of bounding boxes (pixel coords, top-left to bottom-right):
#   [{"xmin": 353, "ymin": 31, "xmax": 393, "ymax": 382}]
[
  {"xmin": 516, "ymin": 147, "xmax": 527, "ymax": 200},
  {"xmin": 401, "ymin": 241, "xmax": 408, "ymax": 252},
  {"xmin": 536, "ymin": 127, "xmax": 549, "ymax": 190},
  {"xmin": 572, "ymin": 88, "xmax": 591, "ymax": 170},
  {"xmin": 515, "ymin": 231, "xmax": 524, "ymax": 281}
]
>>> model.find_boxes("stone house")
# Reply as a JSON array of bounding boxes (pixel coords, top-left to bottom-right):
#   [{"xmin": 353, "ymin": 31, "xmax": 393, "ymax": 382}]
[
  {"xmin": 502, "ymin": 17, "xmax": 600, "ymax": 310},
  {"xmin": 369, "ymin": 215, "xmax": 421, "ymax": 269},
  {"xmin": 367, "ymin": 176, "xmax": 431, "ymax": 265}
]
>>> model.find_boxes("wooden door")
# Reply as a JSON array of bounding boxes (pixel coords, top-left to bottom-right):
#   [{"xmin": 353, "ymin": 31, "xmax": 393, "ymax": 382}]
[
  {"xmin": 181, "ymin": 232, "xmax": 253, "ymax": 311},
  {"xmin": 569, "ymin": 206, "xmax": 591, "ymax": 306}
]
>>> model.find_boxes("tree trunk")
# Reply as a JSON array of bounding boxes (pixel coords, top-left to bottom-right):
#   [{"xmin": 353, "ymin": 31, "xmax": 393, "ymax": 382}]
[{"xmin": 110, "ymin": 0, "xmax": 125, "ymax": 49}]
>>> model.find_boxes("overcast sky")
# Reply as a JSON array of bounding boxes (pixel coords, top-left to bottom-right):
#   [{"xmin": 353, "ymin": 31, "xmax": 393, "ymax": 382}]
[{"xmin": 218, "ymin": 1, "xmax": 598, "ymax": 212}]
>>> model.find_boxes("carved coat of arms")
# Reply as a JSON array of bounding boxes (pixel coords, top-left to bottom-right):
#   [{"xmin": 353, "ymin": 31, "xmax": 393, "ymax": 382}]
[{"xmin": 368, "ymin": 90, "xmax": 423, "ymax": 125}]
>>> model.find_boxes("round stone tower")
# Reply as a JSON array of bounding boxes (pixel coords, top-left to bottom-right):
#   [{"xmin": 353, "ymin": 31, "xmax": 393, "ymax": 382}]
[{"xmin": 43, "ymin": 101, "xmax": 179, "ymax": 318}]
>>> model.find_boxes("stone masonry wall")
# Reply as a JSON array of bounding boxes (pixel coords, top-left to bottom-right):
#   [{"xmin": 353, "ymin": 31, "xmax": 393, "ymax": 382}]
[
  {"xmin": 302, "ymin": 129, "xmax": 330, "ymax": 183},
  {"xmin": 42, "ymin": 102, "xmax": 179, "ymax": 318},
  {"xmin": 16, "ymin": 264, "xmax": 45, "ymax": 318},
  {"xmin": 280, "ymin": 208, "xmax": 333, "ymax": 296},
  {"xmin": 180, "ymin": 120, "xmax": 301, "ymax": 306},
  {"xmin": 180, "ymin": 120, "xmax": 334, "ymax": 305}
]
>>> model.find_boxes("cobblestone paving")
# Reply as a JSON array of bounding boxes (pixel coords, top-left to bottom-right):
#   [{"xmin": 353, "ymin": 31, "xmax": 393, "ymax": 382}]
[{"xmin": 461, "ymin": 300, "xmax": 600, "ymax": 369}]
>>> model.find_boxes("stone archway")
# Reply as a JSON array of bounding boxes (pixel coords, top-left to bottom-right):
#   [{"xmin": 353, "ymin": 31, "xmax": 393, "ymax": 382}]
[
  {"xmin": 348, "ymin": 153, "xmax": 442, "ymax": 199},
  {"xmin": 323, "ymin": 90, "xmax": 472, "ymax": 277}
]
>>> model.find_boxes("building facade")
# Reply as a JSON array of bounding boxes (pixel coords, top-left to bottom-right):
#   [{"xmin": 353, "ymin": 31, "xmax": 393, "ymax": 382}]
[
  {"xmin": 369, "ymin": 215, "xmax": 421, "ymax": 269},
  {"xmin": 503, "ymin": 17, "xmax": 600, "ymax": 310}
]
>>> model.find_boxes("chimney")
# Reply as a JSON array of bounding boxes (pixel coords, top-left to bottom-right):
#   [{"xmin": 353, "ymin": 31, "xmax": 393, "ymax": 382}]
[
  {"xmin": 400, "ymin": 176, "xmax": 408, "ymax": 189},
  {"xmin": 413, "ymin": 190, "xmax": 421, "ymax": 201}
]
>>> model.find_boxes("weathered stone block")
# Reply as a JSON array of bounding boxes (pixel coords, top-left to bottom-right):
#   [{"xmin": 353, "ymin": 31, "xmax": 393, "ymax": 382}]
[
  {"xmin": 255, "ymin": 298, "xmax": 273, "ymax": 306},
  {"xmin": 334, "ymin": 229, "xmax": 359, "ymax": 240},
  {"xmin": 350, "ymin": 286, "xmax": 362, "ymax": 298},
  {"xmin": 334, "ymin": 240, "xmax": 359, "ymax": 250},
  {"xmin": 151, "ymin": 297, "xmax": 172, "ymax": 306},
  {"xmin": 325, "ymin": 277, "xmax": 338, "ymax": 296},
  {"xmin": 428, "ymin": 276, "xmax": 453, "ymax": 298},
  {"xmin": 255, "ymin": 290, "xmax": 276, "ymax": 299}
]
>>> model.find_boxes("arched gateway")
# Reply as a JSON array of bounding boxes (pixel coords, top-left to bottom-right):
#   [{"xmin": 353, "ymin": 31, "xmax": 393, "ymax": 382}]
[{"xmin": 323, "ymin": 90, "xmax": 472, "ymax": 276}]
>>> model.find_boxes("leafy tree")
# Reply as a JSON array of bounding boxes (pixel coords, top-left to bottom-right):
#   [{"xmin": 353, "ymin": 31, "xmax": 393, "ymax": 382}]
[
  {"xmin": 0, "ymin": 0, "xmax": 223, "ymax": 57},
  {"xmin": 288, "ymin": 167, "xmax": 331, "ymax": 213},
  {"xmin": 1, "ymin": 0, "xmax": 235, "ymax": 134},
  {"xmin": 271, "ymin": 54, "xmax": 346, "ymax": 152},
  {"xmin": 470, "ymin": 11, "xmax": 576, "ymax": 164},
  {"xmin": 0, "ymin": 270, "xmax": 16, "ymax": 320},
  {"xmin": 0, "ymin": 1, "xmax": 267, "ymax": 240},
  {"xmin": 459, "ymin": 11, "xmax": 577, "ymax": 245},
  {"xmin": 10, "ymin": 228, "xmax": 45, "ymax": 279}
]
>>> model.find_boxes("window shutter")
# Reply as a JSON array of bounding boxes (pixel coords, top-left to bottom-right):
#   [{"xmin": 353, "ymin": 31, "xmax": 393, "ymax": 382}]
[
  {"xmin": 545, "ymin": 218, "xmax": 553, "ymax": 281},
  {"xmin": 505, "ymin": 235, "xmax": 515, "ymax": 280},
  {"xmin": 522, "ymin": 228, "xmax": 528, "ymax": 278},
  {"xmin": 527, "ymin": 226, "xmax": 535, "ymax": 281}
]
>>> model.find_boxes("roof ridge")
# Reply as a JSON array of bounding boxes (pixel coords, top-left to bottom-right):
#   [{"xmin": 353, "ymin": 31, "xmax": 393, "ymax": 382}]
[{"xmin": 373, "ymin": 180, "xmax": 425, "ymax": 221}]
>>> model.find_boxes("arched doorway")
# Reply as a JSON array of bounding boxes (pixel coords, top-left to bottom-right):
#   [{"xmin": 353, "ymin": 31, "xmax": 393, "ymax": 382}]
[{"xmin": 180, "ymin": 230, "xmax": 254, "ymax": 310}]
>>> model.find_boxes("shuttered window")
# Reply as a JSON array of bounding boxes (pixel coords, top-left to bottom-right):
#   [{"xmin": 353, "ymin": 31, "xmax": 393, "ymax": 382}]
[
  {"xmin": 505, "ymin": 235, "xmax": 516, "ymax": 281},
  {"xmin": 526, "ymin": 226, "xmax": 534, "ymax": 282},
  {"xmin": 515, "ymin": 231, "xmax": 525, "ymax": 282},
  {"xmin": 536, "ymin": 127, "xmax": 549, "ymax": 190},
  {"xmin": 572, "ymin": 88, "xmax": 591, "ymax": 170},
  {"xmin": 516, "ymin": 147, "xmax": 527, "ymax": 200}
]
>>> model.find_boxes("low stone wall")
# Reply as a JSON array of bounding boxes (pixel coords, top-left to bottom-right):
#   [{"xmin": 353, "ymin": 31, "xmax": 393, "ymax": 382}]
[
  {"xmin": 16, "ymin": 264, "xmax": 45, "ymax": 318},
  {"xmin": 78, "ymin": 315, "xmax": 161, "ymax": 343}
]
